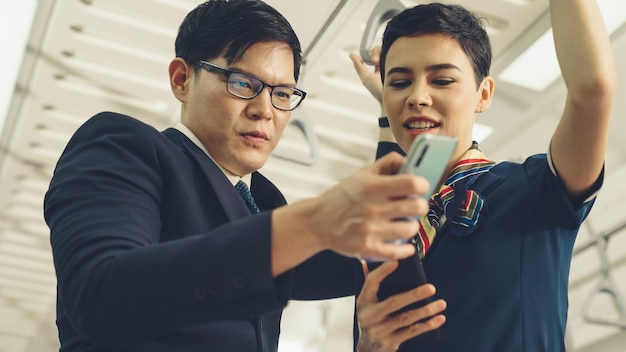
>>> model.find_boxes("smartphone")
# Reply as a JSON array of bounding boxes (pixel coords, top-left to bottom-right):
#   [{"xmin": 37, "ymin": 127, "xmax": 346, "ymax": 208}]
[
  {"xmin": 368, "ymin": 251, "xmax": 442, "ymax": 343},
  {"xmin": 399, "ymin": 133, "xmax": 458, "ymax": 201}
]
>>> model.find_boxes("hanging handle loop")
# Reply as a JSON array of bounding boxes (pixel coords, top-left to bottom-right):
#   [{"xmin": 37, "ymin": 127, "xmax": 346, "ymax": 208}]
[{"xmin": 359, "ymin": 0, "xmax": 406, "ymax": 64}]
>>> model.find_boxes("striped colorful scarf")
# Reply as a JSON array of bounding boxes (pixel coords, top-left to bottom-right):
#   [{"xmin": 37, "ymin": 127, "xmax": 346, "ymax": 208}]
[{"xmin": 415, "ymin": 142, "xmax": 495, "ymax": 258}]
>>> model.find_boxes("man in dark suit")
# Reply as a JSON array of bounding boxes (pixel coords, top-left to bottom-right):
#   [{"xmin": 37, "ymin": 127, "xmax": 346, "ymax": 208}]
[{"xmin": 44, "ymin": 1, "xmax": 445, "ymax": 351}]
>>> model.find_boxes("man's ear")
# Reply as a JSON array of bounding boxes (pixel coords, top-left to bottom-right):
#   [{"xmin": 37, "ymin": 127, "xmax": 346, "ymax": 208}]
[
  {"xmin": 169, "ymin": 58, "xmax": 193, "ymax": 102},
  {"xmin": 475, "ymin": 76, "xmax": 495, "ymax": 113}
]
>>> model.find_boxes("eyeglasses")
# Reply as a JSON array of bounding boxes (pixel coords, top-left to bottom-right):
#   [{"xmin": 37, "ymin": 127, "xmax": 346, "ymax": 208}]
[{"xmin": 197, "ymin": 61, "xmax": 307, "ymax": 111}]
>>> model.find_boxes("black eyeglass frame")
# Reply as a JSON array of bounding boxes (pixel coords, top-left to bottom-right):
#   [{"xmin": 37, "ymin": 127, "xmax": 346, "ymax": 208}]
[{"xmin": 197, "ymin": 60, "xmax": 307, "ymax": 111}]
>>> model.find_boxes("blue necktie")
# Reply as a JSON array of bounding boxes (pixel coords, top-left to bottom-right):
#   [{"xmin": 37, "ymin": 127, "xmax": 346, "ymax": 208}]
[{"xmin": 235, "ymin": 180, "xmax": 260, "ymax": 214}]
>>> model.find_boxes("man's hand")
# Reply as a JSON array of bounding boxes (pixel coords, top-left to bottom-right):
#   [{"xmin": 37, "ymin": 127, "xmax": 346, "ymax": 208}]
[
  {"xmin": 271, "ymin": 152, "xmax": 429, "ymax": 274},
  {"xmin": 309, "ymin": 152, "xmax": 430, "ymax": 261}
]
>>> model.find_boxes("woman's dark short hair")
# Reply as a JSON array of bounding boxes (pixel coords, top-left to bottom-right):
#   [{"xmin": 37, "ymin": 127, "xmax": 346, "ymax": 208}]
[
  {"xmin": 175, "ymin": 0, "xmax": 303, "ymax": 81},
  {"xmin": 380, "ymin": 3, "xmax": 492, "ymax": 87}
]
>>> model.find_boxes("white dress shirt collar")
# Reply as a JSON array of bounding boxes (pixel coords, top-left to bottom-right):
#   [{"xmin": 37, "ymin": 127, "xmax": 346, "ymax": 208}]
[{"xmin": 173, "ymin": 122, "xmax": 252, "ymax": 188}]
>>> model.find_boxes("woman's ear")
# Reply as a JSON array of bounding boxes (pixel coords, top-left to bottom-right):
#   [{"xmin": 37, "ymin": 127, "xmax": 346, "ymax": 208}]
[
  {"xmin": 475, "ymin": 76, "xmax": 495, "ymax": 113},
  {"xmin": 169, "ymin": 58, "xmax": 193, "ymax": 103}
]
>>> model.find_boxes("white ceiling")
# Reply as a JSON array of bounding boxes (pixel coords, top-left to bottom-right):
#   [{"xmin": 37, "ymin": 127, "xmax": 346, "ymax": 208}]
[{"xmin": 0, "ymin": 0, "xmax": 625, "ymax": 351}]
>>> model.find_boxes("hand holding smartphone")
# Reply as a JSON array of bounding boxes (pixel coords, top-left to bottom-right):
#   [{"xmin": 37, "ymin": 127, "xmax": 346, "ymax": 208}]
[{"xmin": 369, "ymin": 134, "xmax": 457, "ymax": 342}]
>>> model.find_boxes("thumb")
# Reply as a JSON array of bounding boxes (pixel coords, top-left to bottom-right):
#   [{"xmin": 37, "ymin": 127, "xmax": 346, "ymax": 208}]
[
  {"xmin": 369, "ymin": 46, "xmax": 381, "ymax": 66},
  {"xmin": 349, "ymin": 52, "xmax": 371, "ymax": 77},
  {"xmin": 358, "ymin": 261, "xmax": 399, "ymax": 305},
  {"xmin": 371, "ymin": 152, "xmax": 406, "ymax": 176}
]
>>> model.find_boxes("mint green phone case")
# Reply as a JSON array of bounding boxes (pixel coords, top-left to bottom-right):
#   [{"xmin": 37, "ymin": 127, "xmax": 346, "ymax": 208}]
[{"xmin": 399, "ymin": 134, "xmax": 458, "ymax": 199}]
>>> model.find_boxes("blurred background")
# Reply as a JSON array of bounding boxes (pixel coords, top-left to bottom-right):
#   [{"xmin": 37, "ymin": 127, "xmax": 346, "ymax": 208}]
[{"xmin": 0, "ymin": 0, "xmax": 625, "ymax": 351}]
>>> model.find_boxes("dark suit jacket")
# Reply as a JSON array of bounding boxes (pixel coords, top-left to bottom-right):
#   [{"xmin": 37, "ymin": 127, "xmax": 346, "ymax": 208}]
[{"xmin": 44, "ymin": 112, "xmax": 356, "ymax": 352}]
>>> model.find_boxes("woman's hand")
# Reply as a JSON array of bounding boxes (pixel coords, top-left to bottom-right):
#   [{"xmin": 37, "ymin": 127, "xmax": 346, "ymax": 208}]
[
  {"xmin": 349, "ymin": 47, "xmax": 383, "ymax": 105},
  {"xmin": 356, "ymin": 261, "xmax": 447, "ymax": 352}
]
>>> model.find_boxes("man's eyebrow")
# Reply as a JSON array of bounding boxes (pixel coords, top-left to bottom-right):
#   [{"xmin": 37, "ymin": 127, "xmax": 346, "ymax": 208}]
[
  {"xmin": 386, "ymin": 63, "xmax": 462, "ymax": 77},
  {"xmin": 228, "ymin": 66, "xmax": 298, "ymax": 87}
]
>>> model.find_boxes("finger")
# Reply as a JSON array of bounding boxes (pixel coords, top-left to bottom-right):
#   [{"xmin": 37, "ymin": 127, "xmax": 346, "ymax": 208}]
[
  {"xmin": 411, "ymin": 299, "xmax": 447, "ymax": 323},
  {"xmin": 376, "ymin": 290, "xmax": 445, "ymax": 336},
  {"xmin": 377, "ymin": 313, "xmax": 446, "ymax": 352},
  {"xmin": 359, "ymin": 154, "xmax": 431, "ymax": 200},
  {"xmin": 377, "ymin": 196, "xmax": 429, "ymax": 221},
  {"xmin": 371, "ymin": 152, "xmax": 405, "ymax": 175},
  {"xmin": 372, "ymin": 221, "xmax": 420, "ymax": 246},
  {"xmin": 351, "ymin": 216, "xmax": 421, "ymax": 248},
  {"xmin": 348, "ymin": 52, "xmax": 371, "ymax": 78},
  {"xmin": 356, "ymin": 262, "xmax": 402, "ymax": 329},
  {"xmin": 358, "ymin": 261, "xmax": 399, "ymax": 304},
  {"xmin": 367, "ymin": 174, "xmax": 430, "ymax": 201},
  {"xmin": 396, "ymin": 312, "xmax": 446, "ymax": 344},
  {"xmin": 369, "ymin": 46, "xmax": 381, "ymax": 66},
  {"xmin": 359, "ymin": 300, "xmax": 446, "ymax": 351},
  {"xmin": 383, "ymin": 284, "xmax": 438, "ymax": 314},
  {"xmin": 363, "ymin": 241, "xmax": 417, "ymax": 262}
]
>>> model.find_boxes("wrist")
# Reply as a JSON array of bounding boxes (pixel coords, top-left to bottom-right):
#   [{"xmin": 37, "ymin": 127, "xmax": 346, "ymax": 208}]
[
  {"xmin": 378, "ymin": 117, "xmax": 396, "ymax": 143},
  {"xmin": 270, "ymin": 200, "xmax": 324, "ymax": 275}
]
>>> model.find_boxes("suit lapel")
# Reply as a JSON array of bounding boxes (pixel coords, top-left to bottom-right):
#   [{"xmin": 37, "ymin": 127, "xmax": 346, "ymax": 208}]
[
  {"xmin": 251, "ymin": 172, "xmax": 287, "ymax": 211},
  {"xmin": 162, "ymin": 128, "xmax": 251, "ymax": 221}
]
